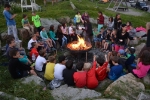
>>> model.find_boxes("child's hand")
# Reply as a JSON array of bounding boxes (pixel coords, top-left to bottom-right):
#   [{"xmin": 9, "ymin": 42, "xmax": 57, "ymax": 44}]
[{"xmin": 106, "ymin": 67, "xmax": 110, "ymax": 72}]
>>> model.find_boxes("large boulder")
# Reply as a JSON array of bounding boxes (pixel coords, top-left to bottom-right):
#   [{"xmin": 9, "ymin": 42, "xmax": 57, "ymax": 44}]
[
  {"xmin": 51, "ymin": 85, "xmax": 101, "ymax": 100},
  {"xmin": 21, "ymin": 75, "xmax": 45, "ymax": 87},
  {"xmin": 0, "ymin": 31, "xmax": 9, "ymax": 40},
  {"xmin": 0, "ymin": 91, "xmax": 26, "ymax": 100},
  {"xmin": 129, "ymin": 39, "xmax": 139, "ymax": 45},
  {"xmin": 57, "ymin": 16, "xmax": 71, "ymax": 24},
  {"xmin": 135, "ymin": 43, "xmax": 145, "ymax": 56},
  {"xmin": 18, "ymin": 28, "xmax": 30, "ymax": 41},
  {"xmin": 135, "ymin": 31, "xmax": 147, "ymax": 41},
  {"xmin": 105, "ymin": 73, "xmax": 145, "ymax": 100},
  {"xmin": 40, "ymin": 18, "xmax": 60, "ymax": 32},
  {"xmin": 89, "ymin": 18, "xmax": 97, "ymax": 24}
]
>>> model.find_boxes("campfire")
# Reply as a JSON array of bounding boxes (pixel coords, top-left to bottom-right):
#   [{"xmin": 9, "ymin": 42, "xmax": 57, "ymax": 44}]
[{"xmin": 67, "ymin": 35, "xmax": 92, "ymax": 52}]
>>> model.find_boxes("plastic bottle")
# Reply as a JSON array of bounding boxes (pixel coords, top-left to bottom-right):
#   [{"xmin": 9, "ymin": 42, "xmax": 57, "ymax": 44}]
[{"xmin": 32, "ymin": 53, "xmax": 36, "ymax": 62}]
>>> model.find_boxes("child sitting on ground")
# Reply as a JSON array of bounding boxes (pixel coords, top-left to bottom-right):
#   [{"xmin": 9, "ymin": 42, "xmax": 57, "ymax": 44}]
[
  {"xmin": 44, "ymin": 56, "xmax": 56, "ymax": 81},
  {"xmin": 108, "ymin": 51, "xmax": 118, "ymax": 68},
  {"xmin": 63, "ymin": 60, "xmax": 76, "ymax": 86},
  {"xmin": 30, "ymin": 42, "xmax": 39, "ymax": 60},
  {"xmin": 96, "ymin": 55, "xmax": 108, "ymax": 81},
  {"xmin": 84, "ymin": 55, "xmax": 98, "ymax": 89},
  {"xmin": 73, "ymin": 62, "xmax": 86, "ymax": 88},
  {"xmin": 125, "ymin": 47, "xmax": 136, "ymax": 69},
  {"xmin": 35, "ymin": 49, "xmax": 47, "ymax": 72},
  {"xmin": 8, "ymin": 49, "xmax": 37, "ymax": 79},
  {"xmin": 54, "ymin": 55, "xmax": 66, "ymax": 81},
  {"xmin": 22, "ymin": 14, "xmax": 34, "ymax": 36},
  {"xmin": 117, "ymin": 49, "xmax": 127, "ymax": 69},
  {"xmin": 49, "ymin": 55, "xmax": 66, "ymax": 89},
  {"xmin": 93, "ymin": 27, "xmax": 104, "ymax": 48},
  {"xmin": 107, "ymin": 56, "xmax": 124, "ymax": 81},
  {"xmin": 128, "ymin": 50, "xmax": 150, "ymax": 78}
]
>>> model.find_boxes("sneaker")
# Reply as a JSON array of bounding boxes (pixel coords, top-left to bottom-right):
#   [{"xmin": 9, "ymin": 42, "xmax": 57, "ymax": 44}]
[
  {"xmin": 51, "ymin": 47, "xmax": 56, "ymax": 51},
  {"xmin": 16, "ymin": 40, "xmax": 22, "ymax": 43}
]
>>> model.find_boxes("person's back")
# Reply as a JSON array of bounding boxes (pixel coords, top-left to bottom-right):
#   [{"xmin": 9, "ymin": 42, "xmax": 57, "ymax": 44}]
[
  {"xmin": 109, "ymin": 65, "xmax": 123, "ymax": 80},
  {"xmin": 54, "ymin": 63, "xmax": 66, "ymax": 80},
  {"xmin": 96, "ymin": 55, "xmax": 108, "ymax": 81},
  {"xmin": 85, "ymin": 61, "xmax": 98, "ymax": 89},
  {"xmin": 96, "ymin": 62, "xmax": 108, "ymax": 81},
  {"xmin": 133, "ymin": 62, "xmax": 150, "ymax": 78},
  {"xmin": 54, "ymin": 55, "xmax": 66, "ymax": 80},
  {"xmin": 35, "ymin": 50, "xmax": 47, "ymax": 72},
  {"xmin": 73, "ymin": 62, "xmax": 86, "ymax": 88},
  {"xmin": 44, "ymin": 56, "xmax": 56, "ymax": 80},
  {"xmin": 108, "ymin": 56, "xmax": 123, "ymax": 81},
  {"xmin": 63, "ymin": 60, "xmax": 76, "ymax": 86}
]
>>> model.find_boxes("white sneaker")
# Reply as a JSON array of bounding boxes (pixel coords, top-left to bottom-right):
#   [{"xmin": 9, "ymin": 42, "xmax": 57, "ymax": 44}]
[{"xmin": 17, "ymin": 40, "xmax": 22, "ymax": 42}]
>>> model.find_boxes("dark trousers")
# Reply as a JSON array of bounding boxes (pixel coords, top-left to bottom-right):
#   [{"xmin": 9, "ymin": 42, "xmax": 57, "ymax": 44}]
[{"xmin": 127, "ymin": 65, "xmax": 138, "ymax": 78}]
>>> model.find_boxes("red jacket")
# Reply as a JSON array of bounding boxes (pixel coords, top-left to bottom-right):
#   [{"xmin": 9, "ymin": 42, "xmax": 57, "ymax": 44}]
[
  {"xmin": 86, "ymin": 61, "xmax": 98, "ymax": 89},
  {"xmin": 30, "ymin": 48, "xmax": 39, "ymax": 58},
  {"xmin": 98, "ymin": 15, "xmax": 104, "ymax": 24},
  {"xmin": 96, "ymin": 62, "xmax": 108, "ymax": 81}
]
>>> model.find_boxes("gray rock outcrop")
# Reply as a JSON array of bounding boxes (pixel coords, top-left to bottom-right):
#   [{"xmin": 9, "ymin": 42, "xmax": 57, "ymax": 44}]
[
  {"xmin": 21, "ymin": 75, "xmax": 45, "ymax": 87},
  {"xmin": 135, "ymin": 43, "xmax": 145, "ymax": 56},
  {"xmin": 40, "ymin": 18, "xmax": 60, "ymax": 32},
  {"xmin": 135, "ymin": 31, "xmax": 147, "ymax": 41},
  {"xmin": 51, "ymin": 85, "xmax": 101, "ymax": 100},
  {"xmin": 105, "ymin": 73, "xmax": 145, "ymax": 100},
  {"xmin": 57, "ymin": 16, "xmax": 71, "ymax": 24}
]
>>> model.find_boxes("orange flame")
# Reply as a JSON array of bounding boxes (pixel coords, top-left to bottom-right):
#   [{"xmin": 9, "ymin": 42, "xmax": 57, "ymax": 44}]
[{"xmin": 67, "ymin": 35, "xmax": 92, "ymax": 50}]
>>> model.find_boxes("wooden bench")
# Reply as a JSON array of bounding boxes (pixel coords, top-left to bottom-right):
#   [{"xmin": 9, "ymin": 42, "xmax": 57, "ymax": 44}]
[{"xmin": 114, "ymin": 7, "xmax": 128, "ymax": 11}]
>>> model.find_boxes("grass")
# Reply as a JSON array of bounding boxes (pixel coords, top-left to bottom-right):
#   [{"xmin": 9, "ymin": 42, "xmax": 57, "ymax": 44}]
[{"xmin": 0, "ymin": 0, "xmax": 150, "ymax": 99}]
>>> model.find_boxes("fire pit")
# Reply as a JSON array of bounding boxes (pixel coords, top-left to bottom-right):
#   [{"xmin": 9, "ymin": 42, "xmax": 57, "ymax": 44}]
[
  {"xmin": 67, "ymin": 35, "xmax": 92, "ymax": 53},
  {"xmin": 66, "ymin": 35, "xmax": 92, "ymax": 62}
]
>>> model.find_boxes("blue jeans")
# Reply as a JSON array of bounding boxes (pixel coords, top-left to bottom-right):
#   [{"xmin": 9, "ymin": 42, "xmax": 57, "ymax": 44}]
[
  {"xmin": 98, "ymin": 24, "xmax": 103, "ymax": 32},
  {"xmin": 93, "ymin": 37, "xmax": 102, "ymax": 42},
  {"xmin": 62, "ymin": 36, "xmax": 67, "ymax": 47},
  {"xmin": 8, "ymin": 25, "xmax": 19, "ymax": 41}
]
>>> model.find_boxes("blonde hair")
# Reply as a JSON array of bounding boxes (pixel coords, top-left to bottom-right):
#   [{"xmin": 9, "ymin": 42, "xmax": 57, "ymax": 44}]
[
  {"xmin": 83, "ymin": 63, "xmax": 92, "ymax": 71},
  {"xmin": 146, "ymin": 22, "xmax": 150, "ymax": 30}
]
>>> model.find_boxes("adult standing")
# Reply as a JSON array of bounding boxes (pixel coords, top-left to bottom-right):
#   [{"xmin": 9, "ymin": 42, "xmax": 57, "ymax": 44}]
[
  {"xmin": 114, "ymin": 13, "xmax": 122, "ymax": 30},
  {"xmin": 82, "ymin": 12, "xmax": 90, "ymax": 27},
  {"xmin": 84, "ymin": 19, "xmax": 93, "ymax": 43},
  {"xmin": 97, "ymin": 11, "xmax": 104, "ymax": 32},
  {"xmin": 3, "ymin": 4, "xmax": 19, "ymax": 41},
  {"xmin": 138, "ymin": 22, "xmax": 150, "ymax": 58}
]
